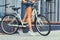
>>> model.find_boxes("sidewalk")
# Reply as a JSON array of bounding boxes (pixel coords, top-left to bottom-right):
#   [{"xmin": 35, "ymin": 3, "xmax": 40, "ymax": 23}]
[{"xmin": 0, "ymin": 30, "xmax": 60, "ymax": 40}]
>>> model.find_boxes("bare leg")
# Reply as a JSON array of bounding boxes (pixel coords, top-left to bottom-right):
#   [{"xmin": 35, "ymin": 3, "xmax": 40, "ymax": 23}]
[
  {"xmin": 19, "ymin": 8, "xmax": 28, "ymax": 32},
  {"xmin": 22, "ymin": 9, "xmax": 28, "ymax": 22},
  {"xmin": 27, "ymin": 7, "xmax": 33, "ymax": 32}
]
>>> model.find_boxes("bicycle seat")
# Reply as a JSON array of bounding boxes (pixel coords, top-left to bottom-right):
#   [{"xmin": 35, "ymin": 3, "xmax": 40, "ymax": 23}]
[{"xmin": 12, "ymin": 7, "xmax": 20, "ymax": 11}]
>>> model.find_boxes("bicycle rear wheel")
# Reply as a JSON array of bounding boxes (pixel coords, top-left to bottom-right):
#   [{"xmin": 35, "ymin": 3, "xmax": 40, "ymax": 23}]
[
  {"xmin": 35, "ymin": 15, "xmax": 51, "ymax": 36},
  {"xmin": 1, "ymin": 15, "xmax": 18, "ymax": 35}
]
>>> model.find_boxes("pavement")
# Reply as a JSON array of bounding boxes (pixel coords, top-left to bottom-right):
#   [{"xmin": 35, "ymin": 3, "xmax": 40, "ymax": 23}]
[
  {"xmin": 0, "ymin": 30, "xmax": 60, "ymax": 40},
  {"xmin": 0, "ymin": 18, "xmax": 60, "ymax": 40}
]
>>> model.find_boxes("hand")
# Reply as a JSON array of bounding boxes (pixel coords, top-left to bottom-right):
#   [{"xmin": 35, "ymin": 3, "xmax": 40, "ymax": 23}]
[
  {"xmin": 22, "ymin": 0, "xmax": 27, "ymax": 4},
  {"xmin": 30, "ymin": 0, "xmax": 35, "ymax": 3},
  {"xmin": 32, "ymin": 1, "xmax": 35, "ymax": 3}
]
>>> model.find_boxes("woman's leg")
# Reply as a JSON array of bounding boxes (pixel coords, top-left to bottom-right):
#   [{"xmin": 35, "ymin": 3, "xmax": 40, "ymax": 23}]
[
  {"xmin": 19, "ymin": 8, "xmax": 28, "ymax": 33},
  {"xmin": 22, "ymin": 8, "xmax": 28, "ymax": 22},
  {"xmin": 27, "ymin": 7, "xmax": 33, "ymax": 32}
]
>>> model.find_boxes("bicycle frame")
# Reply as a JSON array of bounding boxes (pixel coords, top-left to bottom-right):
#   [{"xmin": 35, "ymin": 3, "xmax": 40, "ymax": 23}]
[
  {"xmin": 1, "ymin": 1, "xmax": 51, "ymax": 36},
  {"xmin": 8, "ymin": 1, "xmax": 41, "ymax": 27}
]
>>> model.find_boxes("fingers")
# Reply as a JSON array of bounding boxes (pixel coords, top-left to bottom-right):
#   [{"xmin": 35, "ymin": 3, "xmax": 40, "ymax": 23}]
[{"xmin": 22, "ymin": 0, "xmax": 27, "ymax": 4}]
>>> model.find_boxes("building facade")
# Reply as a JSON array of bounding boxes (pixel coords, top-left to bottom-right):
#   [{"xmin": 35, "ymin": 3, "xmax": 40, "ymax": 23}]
[{"xmin": 0, "ymin": 0, "xmax": 60, "ymax": 23}]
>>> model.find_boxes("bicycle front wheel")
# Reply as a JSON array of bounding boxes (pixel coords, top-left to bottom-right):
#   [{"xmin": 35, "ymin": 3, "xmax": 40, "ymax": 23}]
[
  {"xmin": 35, "ymin": 15, "xmax": 51, "ymax": 36},
  {"xmin": 1, "ymin": 15, "xmax": 18, "ymax": 35}
]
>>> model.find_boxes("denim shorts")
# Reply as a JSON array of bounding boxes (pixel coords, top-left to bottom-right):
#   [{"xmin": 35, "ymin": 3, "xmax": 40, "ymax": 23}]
[{"xmin": 22, "ymin": 2, "xmax": 33, "ymax": 9}]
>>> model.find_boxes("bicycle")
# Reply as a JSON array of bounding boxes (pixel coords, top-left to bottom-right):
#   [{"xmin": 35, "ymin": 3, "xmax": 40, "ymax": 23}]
[{"xmin": 1, "ymin": 1, "xmax": 51, "ymax": 36}]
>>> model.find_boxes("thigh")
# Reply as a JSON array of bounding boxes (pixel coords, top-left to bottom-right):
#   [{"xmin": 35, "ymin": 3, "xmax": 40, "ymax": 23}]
[{"xmin": 26, "ymin": 7, "xmax": 32, "ymax": 17}]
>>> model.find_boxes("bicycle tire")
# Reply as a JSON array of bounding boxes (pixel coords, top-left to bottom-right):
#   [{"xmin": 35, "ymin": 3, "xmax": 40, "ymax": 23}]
[
  {"xmin": 35, "ymin": 14, "xmax": 51, "ymax": 36},
  {"xmin": 1, "ymin": 15, "xmax": 18, "ymax": 35}
]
